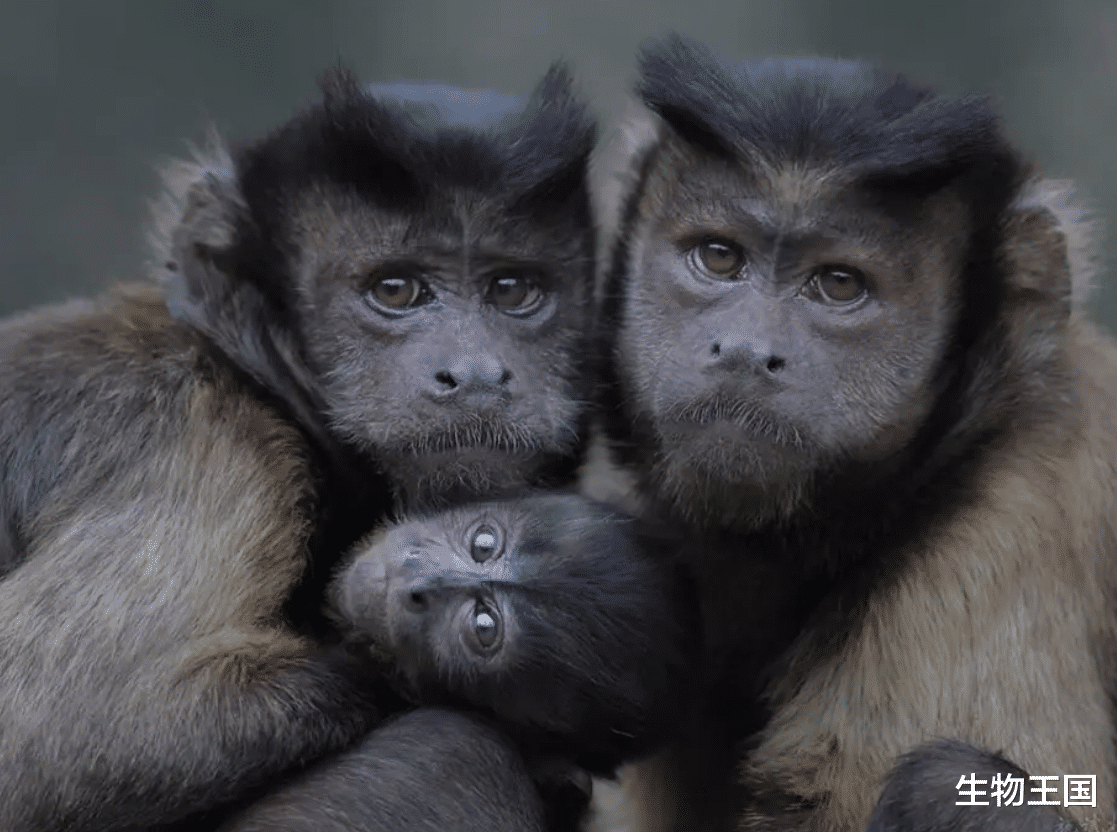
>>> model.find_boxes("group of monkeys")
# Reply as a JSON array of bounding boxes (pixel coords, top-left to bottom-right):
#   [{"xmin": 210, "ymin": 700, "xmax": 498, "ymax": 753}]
[{"xmin": 0, "ymin": 31, "xmax": 1113, "ymax": 832}]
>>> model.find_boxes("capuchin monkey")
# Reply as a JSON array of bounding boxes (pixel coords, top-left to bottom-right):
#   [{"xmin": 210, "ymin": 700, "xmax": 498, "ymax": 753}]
[
  {"xmin": 221, "ymin": 494, "xmax": 700, "ymax": 832},
  {"xmin": 591, "ymin": 34, "xmax": 1112, "ymax": 832},
  {"xmin": 0, "ymin": 66, "xmax": 597, "ymax": 831}
]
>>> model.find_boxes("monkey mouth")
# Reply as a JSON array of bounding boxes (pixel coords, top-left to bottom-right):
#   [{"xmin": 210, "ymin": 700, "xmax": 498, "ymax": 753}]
[
  {"xmin": 377, "ymin": 415, "xmax": 578, "ymax": 458},
  {"xmin": 647, "ymin": 415, "xmax": 823, "ymax": 528},
  {"xmin": 657, "ymin": 395, "xmax": 810, "ymax": 451}
]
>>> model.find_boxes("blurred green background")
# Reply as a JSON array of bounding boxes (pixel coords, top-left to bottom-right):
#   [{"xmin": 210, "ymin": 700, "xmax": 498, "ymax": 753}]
[{"xmin": 1, "ymin": 0, "xmax": 1115, "ymax": 330}]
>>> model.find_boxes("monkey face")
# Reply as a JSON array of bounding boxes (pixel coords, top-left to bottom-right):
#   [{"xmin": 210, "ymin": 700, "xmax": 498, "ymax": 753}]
[
  {"xmin": 328, "ymin": 494, "xmax": 700, "ymax": 772},
  {"xmin": 329, "ymin": 500, "xmax": 527, "ymax": 700},
  {"xmin": 160, "ymin": 68, "xmax": 595, "ymax": 509},
  {"xmin": 291, "ymin": 187, "xmax": 591, "ymax": 504},
  {"xmin": 616, "ymin": 155, "xmax": 968, "ymax": 525}
]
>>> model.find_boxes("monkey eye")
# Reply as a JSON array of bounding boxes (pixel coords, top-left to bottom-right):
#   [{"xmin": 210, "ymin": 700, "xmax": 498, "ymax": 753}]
[
  {"xmin": 486, "ymin": 268, "xmax": 544, "ymax": 314},
  {"xmin": 469, "ymin": 524, "xmax": 503, "ymax": 563},
  {"xmin": 468, "ymin": 602, "xmax": 502, "ymax": 652},
  {"xmin": 690, "ymin": 239, "xmax": 746, "ymax": 279},
  {"xmin": 365, "ymin": 272, "xmax": 431, "ymax": 313},
  {"xmin": 811, "ymin": 266, "xmax": 867, "ymax": 305}
]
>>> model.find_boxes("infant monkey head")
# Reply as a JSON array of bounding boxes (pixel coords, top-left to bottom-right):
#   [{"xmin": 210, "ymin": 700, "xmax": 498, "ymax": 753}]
[{"xmin": 329, "ymin": 493, "xmax": 699, "ymax": 775}]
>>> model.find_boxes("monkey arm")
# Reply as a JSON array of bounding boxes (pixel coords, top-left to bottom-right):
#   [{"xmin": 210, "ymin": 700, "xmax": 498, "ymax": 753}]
[
  {"xmin": 219, "ymin": 708, "xmax": 550, "ymax": 832},
  {"xmin": 0, "ymin": 291, "xmax": 379, "ymax": 831}
]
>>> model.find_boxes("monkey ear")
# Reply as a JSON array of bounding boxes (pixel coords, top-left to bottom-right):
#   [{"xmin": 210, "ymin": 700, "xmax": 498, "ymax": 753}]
[
  {"xmin": 1007, "ymin": 179, "xmax": 1100, "ymax": 307},
  {"xmin": 152, "ymin": 141, "xmax": 326, "ymax": 437},
  {"xmin": 149, "ymin": 137, "xmax": 239, "ymax": 275},
  {"xmin": 971, "ymin": 184, "xmax": 1080, "ymax": 414},
  {"xmin": 951, "ymin": 186, "xmax": 1082, "ymax": 436},
  {"xmin": 156, "ymin": 144, "xmax": 264, "ymax": 357},
  {"xmin": 153, "ymin": 141, "xmax": 263, "ymax": 352},
  {"xmin": 999, "ymin": 195, "xmax": 1075, "ymax": 314},
  {"xmin": 995, "ymin": 197, "xmax": 1073, "ymax": 383}
]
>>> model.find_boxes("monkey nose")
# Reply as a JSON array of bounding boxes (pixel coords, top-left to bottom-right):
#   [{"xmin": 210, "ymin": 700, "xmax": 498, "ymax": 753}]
[
  {"xmin": 708, "ymin": 339, "xmax": 786, "ymax": 377},
  {"xmin": 432, "ymin": 352, "xmax": 513, "ymax": 396},
  {"xmin": 401, "ymin": 586, "xmax": 430, "ymax": 614}
]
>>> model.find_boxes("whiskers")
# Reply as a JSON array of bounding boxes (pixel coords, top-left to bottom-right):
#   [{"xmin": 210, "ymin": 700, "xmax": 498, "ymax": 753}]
[
  {"xmin": 396, "ymin": 413, "xmax": 578, "ymax": 457},
  {"xmin": 661, "ymin": 395, "xmax": 810, "ymax": 450},
  {"xmin": 342, "ymin": 407, "xmax": 580, "ymax": 459}
]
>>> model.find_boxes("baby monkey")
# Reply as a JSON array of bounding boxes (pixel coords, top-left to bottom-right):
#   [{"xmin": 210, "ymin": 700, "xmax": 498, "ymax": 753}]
[
  {"xmin": 223, "ymin": 494, "xmax": 699, "ymax": 832},
  {"xmin": 333, "ymin": 492, "xmax": 699, "ymax": 772}
]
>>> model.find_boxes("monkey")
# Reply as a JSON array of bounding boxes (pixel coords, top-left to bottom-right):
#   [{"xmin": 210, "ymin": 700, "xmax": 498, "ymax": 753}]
[
  {"xmin": 329, "ymin": 493, "xmax": 698, "ymax": 775},
  {"xmin": 220, "ymin": 493, "xmax": 701, "ymax": 832},
  {"xmin": 0, "ymin": 65, "xmax": 597, "ymax": 831},
  {"xmin": 590, "ymin": 33, "xmax": 1116, "ymax": 832}
]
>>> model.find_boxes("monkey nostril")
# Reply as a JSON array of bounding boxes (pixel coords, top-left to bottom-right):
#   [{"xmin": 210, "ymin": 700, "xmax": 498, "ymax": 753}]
[
  {"xmin": 404, "ymin": 590, "xmax": 429, "ymax": 613},
  {"xmin": 766, "ymin": 356, "xmax": 785, "ymax": 374},
  {"xmin": 498, "ymin": 368, "xmax": 513, "ymax": 386},
  {"xmin": 434, "ymin": 371, "xmax": 458, "ymax": 391},
  {"xmin": 710, "ymin": 342, "xmax": 721, "ymax": 357}
]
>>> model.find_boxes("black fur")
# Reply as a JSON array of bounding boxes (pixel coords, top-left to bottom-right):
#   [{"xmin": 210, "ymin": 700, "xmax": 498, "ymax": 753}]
[
  {"xmin": 225, "ymin": 495, "xmax": 700, "ymax": 832},
  {"xmin": 329, "ymin": 494, "xmax": 700, "ymax": 777},
  {"xmin": 868, "ymin": 740, "xmax": 1080, "ymax": 832},
  {"xmin": 219, "ymin": 708, "xmax": 551, "ymax": 832},
  {"xmin": 636, "ymin": 34, "xmax": 1018, "ymax": 194},
  {"xmin": 0, "ymin": 66, "xmax": 596, "ymax": 831},
  {"xmin": 595, "ymin": 33, "xmax": 1110, "ymax": 832}
]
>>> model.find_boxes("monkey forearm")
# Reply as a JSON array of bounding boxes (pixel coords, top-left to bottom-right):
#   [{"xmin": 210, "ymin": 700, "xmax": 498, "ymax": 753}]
[
  {"xmin": 220, "ymin": 708, "xmax": 549, "ymax": 832},
  {"xmin": 0, "ymin": 608, "xmax": 379, "ymax": 831},
  {"xmin": 0, "ymin": 376, "xmax": 380, "ymax": 830}
]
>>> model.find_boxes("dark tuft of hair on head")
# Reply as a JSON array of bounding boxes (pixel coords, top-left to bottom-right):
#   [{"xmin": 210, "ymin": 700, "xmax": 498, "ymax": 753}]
[
  {"xmin": 218, "ymin": 61, "xmax": 598, "ymax": 314},
  {"xmin": 503, "ymin": 63, "xmax": 597, "ymax": 201},
  {"xmin": 637, "ymin": 33, "xmax": 1025, "ymax": 203}
]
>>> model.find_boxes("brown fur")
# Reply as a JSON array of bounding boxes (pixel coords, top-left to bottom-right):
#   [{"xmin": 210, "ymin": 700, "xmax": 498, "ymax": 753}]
[
  {"xmin": 736, "ymin": 315, "xmax": 1117, "ymax": 831},
  {"xmin": 0, "ymin": 67, "xmax": 597, "ymax": 831},
  {"xmin": 591, "ymin": 39, "xmax": 1117, "ymax": 832},
  {"xmin": 0, "ymin": 287, "xmax": 378, "ymax": 830},
  {"xmin": 603, "ymin": 174, "xmax": 1117, "ymax": 832}
]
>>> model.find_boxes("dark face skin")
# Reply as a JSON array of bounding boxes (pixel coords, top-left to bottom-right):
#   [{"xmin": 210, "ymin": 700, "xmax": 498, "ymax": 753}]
[
  {"xmin": 329, "ymin": 494, "xmax": 699, "ymax": 772},
  {"xmin": 163, "ymin": 69, "xmax": 597, "ymax": 513},
  {"xmin": 292, "ymin": 187, "xmax": 589, "ymax": 503},
  {"xmin": 618, "ymin": 149, "xmax": 970, "ymax": 527},
  {"xmin": 330, "ymin": 498, "xmax": 527, "ymax": 695}
]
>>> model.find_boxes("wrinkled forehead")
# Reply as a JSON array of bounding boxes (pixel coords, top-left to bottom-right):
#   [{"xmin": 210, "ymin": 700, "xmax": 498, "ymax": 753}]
[
  {"xmin": 646, "ymin": 144, "xmax": 842, "ymax": 222},
  {"xmin": 643, "ymin": 144, "xmax": 964, "ymax": 253},
  {"xmin": 288, "ymin": 184, "xmax": 583, "ymax": 271}
]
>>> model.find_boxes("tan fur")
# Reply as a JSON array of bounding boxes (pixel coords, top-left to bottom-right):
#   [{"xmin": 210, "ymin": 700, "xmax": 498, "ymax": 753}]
[
  {"xmin": 591, "ymin": 90, "xmax": 1117, "ymax": 829},
  {"xmin": 734, "ymin": 316, "xmax": 1117, "ymax": 830},
  {"xmin": 0, "ymin": 287, "xmax": 378, "ymax": 830},
  {"xmin": 590, "ymin": 97, "xmax": 659, "ymax": 306},
  {"xmin": 147, "ymin": 132, "xmax": 238, "ymax": 279},
  {"xmin": 3, "ymin": 68, "xmax": 603, "ymax": 829}
]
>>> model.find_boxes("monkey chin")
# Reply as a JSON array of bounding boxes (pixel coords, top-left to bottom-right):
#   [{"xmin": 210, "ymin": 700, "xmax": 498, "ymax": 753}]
[
  {"xmin": 650, "ymin": 420, "xmax": 820, "ymax": 531},
  {"xmin": 377, "ymin": 447, "xmax": 563, "ymax": 508}
]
